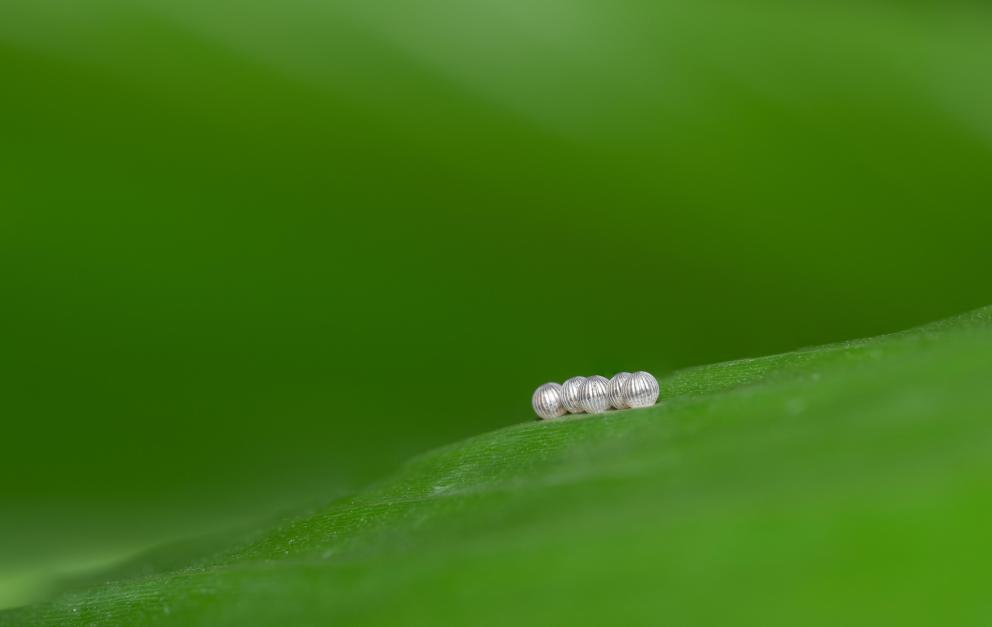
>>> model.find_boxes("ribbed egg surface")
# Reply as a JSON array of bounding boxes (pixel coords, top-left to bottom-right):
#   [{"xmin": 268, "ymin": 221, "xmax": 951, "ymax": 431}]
[
  {"xmin": 623, "ymin": 371, "xmax": 660, "ymax": 408},
  {"xmin": 560, "ymin": 376, "xmax": 587, "ymax": 414},
  {"xmin": 531, "ymin": 383, "xmax": 566, "ymax": 420},
  {"xmin": 578, "ymin": 375, "xmax": 610, "ymax": 414},
  {"xmin": 607, "ymin": 372, "xmax": 632, "ymax": 409}
]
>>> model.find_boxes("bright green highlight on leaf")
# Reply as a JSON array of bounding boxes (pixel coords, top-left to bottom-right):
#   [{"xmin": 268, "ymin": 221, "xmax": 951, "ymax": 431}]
[{"xmin": 6, "ymin": 307, "xmax": 992, "ymax": 626}]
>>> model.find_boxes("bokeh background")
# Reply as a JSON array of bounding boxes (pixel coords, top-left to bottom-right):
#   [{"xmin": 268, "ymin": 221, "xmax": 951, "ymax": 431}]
[{"xmin": 3, "ymin": 0, "xmax": 991, "ymax": 609}]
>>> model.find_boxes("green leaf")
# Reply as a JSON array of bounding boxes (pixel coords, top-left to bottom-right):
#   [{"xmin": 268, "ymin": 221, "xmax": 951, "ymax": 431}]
[{"xmin": 7, "ymin": 307, "xmax": 992, "ymax": 627}]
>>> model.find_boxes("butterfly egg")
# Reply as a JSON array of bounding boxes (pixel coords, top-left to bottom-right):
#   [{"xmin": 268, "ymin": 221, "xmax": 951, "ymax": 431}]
[
  {"xmin": 623, "ymin": 371, "xmax": 660, "ymax": 408},
  {"xmin": 532, "ymin": 383, "xmax": 566, "ymax": 420},
  {"xmin": 579, "ymin": 375, "xmax": 611, "ymax": 414},
  {"xmin": 607, "ymin": 372, "xmax": 632, "ymax": 409},
  {"xmin": 561, "ymin": 376, "xmax": 587, "ymax": 413}
]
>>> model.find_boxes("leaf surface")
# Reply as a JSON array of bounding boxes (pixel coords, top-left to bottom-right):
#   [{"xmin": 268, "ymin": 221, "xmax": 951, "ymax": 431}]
[{"xmin": 7, "ymin": 308, "xmax": 992, "ymax": 627}]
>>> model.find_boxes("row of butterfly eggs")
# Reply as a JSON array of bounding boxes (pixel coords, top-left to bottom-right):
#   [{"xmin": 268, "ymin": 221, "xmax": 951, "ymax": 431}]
[{"xmin": 532, "ymin": 371, "xmax": 660, "ymax": 420}]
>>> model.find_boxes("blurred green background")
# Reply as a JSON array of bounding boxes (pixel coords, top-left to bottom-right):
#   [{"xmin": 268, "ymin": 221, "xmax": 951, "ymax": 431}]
[{"xmin": 2, "ymin": 0, "xmax": 991, "ymax": 609}]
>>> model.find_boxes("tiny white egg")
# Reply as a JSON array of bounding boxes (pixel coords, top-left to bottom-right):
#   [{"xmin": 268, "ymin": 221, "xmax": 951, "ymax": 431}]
[
  {"xmin": 607, "ymin": 372, "xmax": 632, "ymax": 409},
  {"xmin": 561, "ymin": 376, "xmax": 587, "ymax": 413},
  {"xmin": 623, "ymin": 371, "xmax": 660, "ymax": 408},
  {"xmin": 579, "ymin": 375, "xmax": 611, "ymax": 414},
  {"xmin": 532, "ymin": 382, "xmax": 566, "ymax": 420}
]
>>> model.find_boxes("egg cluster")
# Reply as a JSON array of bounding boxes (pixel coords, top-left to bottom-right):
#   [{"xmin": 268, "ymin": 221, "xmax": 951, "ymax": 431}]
[{"xmin": 531, "ymin": 371, "xmax": 660, "ymax": 420}]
